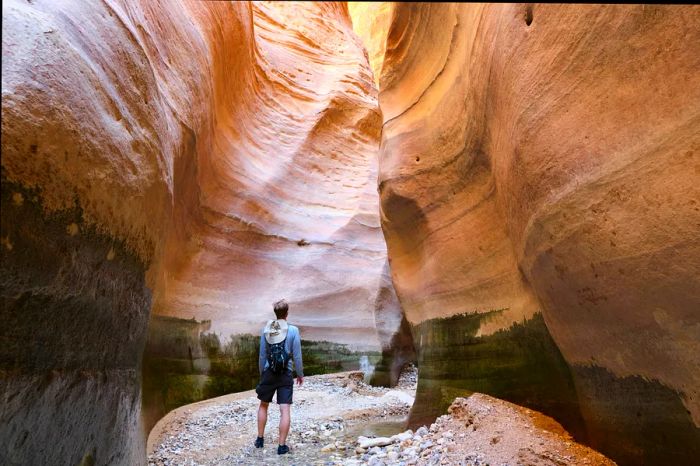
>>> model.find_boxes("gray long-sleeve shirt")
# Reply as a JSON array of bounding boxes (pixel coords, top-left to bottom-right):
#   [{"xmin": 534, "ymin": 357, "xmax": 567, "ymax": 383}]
[{"xmin": 259, "ymin": 322, "xmax": 303, "ymax": 377}]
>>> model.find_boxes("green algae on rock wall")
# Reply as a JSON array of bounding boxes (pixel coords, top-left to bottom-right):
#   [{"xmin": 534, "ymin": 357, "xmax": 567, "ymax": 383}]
[
  {"xmin": 301, "ymin": 340, "xmax": 381, "ymax": 378},
  {"xmin": 141, "ymin": 317, "xmax": 261, "ymax": 434},
  {"xmin": 142, "ymin": 314, "xmax": 382, "ymax": 433},
  {"xmin": 407, "ymin": 307, "xmax": 700, "ymax": 464},
  {"xmin": 408, "ymin": 311, "xmax": 586, "ymax": 442},
  {"xmin": 0, "ymin": 180, "xmax": 151, "ymax": 466}
]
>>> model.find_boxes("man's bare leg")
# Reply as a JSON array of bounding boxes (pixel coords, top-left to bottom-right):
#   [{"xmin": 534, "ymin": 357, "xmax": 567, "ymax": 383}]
[
  {"xmin": 257, "ymin": 401, "xmax": 269, "ymax": 438},
  {"xmin": 278, "ymin": 403, "xmax": 291, "ymax": 445}
]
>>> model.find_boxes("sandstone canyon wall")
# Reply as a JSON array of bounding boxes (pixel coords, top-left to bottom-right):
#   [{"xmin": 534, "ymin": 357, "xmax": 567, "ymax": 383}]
[
  {"xmin": 4, "ymin": 1, "xmax": 698, "ymax": 465},
  {"xmin": 367, "ymin": 3, "xmax": 700, "ymax": 465},
  {"xmin": 1, "ymin": 1, "xmax": 411, "ymax": 464},
  {"xmin": 142, "ymin": 1, "xmax": 416, "ymax": 428}
]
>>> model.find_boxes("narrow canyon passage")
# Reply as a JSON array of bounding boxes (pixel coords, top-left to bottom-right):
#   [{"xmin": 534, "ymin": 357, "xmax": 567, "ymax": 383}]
[
  {"xmin": 2, "ymin": 2, "xmax": 699, "ymax": 466},
  {"xmin": 140, "ymin": 1, "xmax": 412, "ymax": 433}
]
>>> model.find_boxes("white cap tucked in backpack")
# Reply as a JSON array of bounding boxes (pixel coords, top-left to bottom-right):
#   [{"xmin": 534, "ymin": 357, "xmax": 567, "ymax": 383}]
[{"xmin": 263, "ymin": 319, "xmax": 288, "ymax": 344}]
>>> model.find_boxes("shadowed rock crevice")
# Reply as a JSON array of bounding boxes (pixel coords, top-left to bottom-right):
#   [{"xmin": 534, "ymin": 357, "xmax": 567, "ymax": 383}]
[
  {"xmin": 370, "ymin": 314, "xmax": 416, "ymax": 387},
  {"xmin": 370, "ymin": 260, "xmax": 417, "ymax": 387}
]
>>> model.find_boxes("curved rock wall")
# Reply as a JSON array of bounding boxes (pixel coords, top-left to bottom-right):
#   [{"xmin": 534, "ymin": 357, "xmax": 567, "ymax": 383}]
[
  {"xmin": 6, "ymin": 1, "xmax": 696, "ymax": 464},
  {"xmin": 145, "ymin": 3, "xmax": 412, "ymax": 425},
  {"xmin": 144, "ymin": 2, "xmax": 414, "ymax": 425},
  {"xmin": 153, "ymin": 1, "xmax": 385, "ymax": 349},
  {"xmin": 2, "ymin": 1, "xmax": 255, "ymax": 463},
  {"xmin": 2, "ymin": 1, "xmax": 410, "ymax": 464},
  {"xmin": 374, "ymin": 3, "xmax": 700, "ymax": 465}
]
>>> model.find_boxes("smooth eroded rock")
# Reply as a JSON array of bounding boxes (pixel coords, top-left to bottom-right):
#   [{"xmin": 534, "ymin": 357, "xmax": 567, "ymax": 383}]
[{"xmin": 372, "ymin": 3, "xmax": 700, "ymax": 464}]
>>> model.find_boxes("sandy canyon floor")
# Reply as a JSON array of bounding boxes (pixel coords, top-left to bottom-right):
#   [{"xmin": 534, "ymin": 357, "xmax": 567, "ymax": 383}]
[{"xmin": 148, "ymin": 367, "xmax": 614, "ymax": 466}]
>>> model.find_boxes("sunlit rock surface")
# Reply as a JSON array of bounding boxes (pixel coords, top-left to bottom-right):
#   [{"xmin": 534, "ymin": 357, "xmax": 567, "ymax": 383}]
[
  {"xmin": 144, "ymin": 1, "xmax": 414, "ymax": 426},
  {"xmin": 372, "ymin": 3, "xmax": 700, "ymax": 465},
  {"xmin": 1, "ymin": 1, "xmax": 410, "ymax": 464},
  {"xmin": 348, "ymin": 2, "xmax": 394, "ymax": 86},
  {"xmin": 153, "ymin": 1, "xmax": 386, "ymax": 349}
]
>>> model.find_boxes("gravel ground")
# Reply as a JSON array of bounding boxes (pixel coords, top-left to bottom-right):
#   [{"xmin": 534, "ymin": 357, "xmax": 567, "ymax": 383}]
[
  {"xmin": 346, "ymin": 393, "xmax": 616, "ymax": 466},
  {"xmin": 148, "ymin": 367, "xmax": 417, "ymax": 465},
  {"xmin": 148, "ymin": 365, "xmax": 614, "ymax": 466}
]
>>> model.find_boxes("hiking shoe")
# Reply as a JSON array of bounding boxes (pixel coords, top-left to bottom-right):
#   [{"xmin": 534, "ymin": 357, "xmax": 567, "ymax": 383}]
[
  {"xmin": 254, "ymin": 437, "xmax": 264, "ymax": 448},
  {"xmin": 277, "ymin": 444, "xmax": 290, "ymax": 455}
]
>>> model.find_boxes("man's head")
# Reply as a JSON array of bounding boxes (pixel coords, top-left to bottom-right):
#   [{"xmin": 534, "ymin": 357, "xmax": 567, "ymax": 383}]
[{"xmin": 273, "ymin": 299, "xmax": 289, "ymax": 320}]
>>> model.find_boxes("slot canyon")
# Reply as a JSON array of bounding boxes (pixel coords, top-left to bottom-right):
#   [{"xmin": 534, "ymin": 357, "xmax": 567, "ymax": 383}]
[{"xmin": 1, "ymin": 2, "xmax": 698, "ymax": 465}]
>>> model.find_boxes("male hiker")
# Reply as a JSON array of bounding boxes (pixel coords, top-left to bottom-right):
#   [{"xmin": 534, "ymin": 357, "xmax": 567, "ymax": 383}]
[{"xmin": 254, "ymin": 299, "xmax": 304, "ymax": 455}]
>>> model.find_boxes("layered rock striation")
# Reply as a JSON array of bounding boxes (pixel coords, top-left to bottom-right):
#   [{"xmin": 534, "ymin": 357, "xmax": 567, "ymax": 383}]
[
  {"xmin": 369, "ymin": 3, "xmax": 700, "ymax": 465},
  {"xmin": 2, "ymin": 1, "xmax": 410, "ymax": 464},
  {"xmin": 153, "ymin": 1, "xmax": 385, "ymax": 349},
  {"xmin": 5, "ymin": 1, "xmax": 697, "ymax": 465},
  {"xmin": 143, "ymin": 1, "xmax": 414, "ymax": 424}
]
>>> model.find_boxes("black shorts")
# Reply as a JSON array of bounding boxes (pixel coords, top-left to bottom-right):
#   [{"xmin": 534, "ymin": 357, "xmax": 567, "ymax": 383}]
[{"xmin": 256, "ymin": 369, "xmax": 294, "ymax": 404}]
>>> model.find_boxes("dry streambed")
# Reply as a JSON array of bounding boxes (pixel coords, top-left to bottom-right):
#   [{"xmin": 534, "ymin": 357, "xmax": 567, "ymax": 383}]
[
  {"xmin": 147, "ymin": 369, "xmax": 417, "ymax": 465},
  {"xmin": 148, "ymin": 366, "xmax": 614, "ymax": 465}
]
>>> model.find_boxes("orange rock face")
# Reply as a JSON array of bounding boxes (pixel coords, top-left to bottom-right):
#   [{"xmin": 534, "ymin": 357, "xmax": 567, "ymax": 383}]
[
  {"xmin": 373, "ymin": 3, "xmax": 700, "ymax": 464},
  {"xmin": 2, "ymin": 1, "xmax": 411, "ymax": 464},
  {"xmin": 153, "ymin": 1, "xmax": 387, "ymax": 350},
  {"xmin": 141, "ymin": 1, "xmax": 416, "ymax": 426},
  {"xmin": 4, "ymin": 1, "xmax": 698, "ymax": 465}
]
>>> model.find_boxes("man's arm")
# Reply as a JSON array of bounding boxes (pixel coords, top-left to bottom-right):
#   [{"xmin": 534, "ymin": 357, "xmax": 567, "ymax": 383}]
[
  {"xmin": 292, "ymin": 329, "xmax": 303, "ymax": 381},
  {"xmin": 259, "ymin": 331, "xmax": 267, "ymax": 375}
]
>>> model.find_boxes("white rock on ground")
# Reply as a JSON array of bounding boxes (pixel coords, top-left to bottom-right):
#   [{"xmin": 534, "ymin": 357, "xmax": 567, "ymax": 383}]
[
  {"xmin": 358, "ymin": 436, "xmax": 394, "ymax": 449},
  {"xmin": 381, "ymin": 390, "xmax": 415, "ymax": 405}
]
